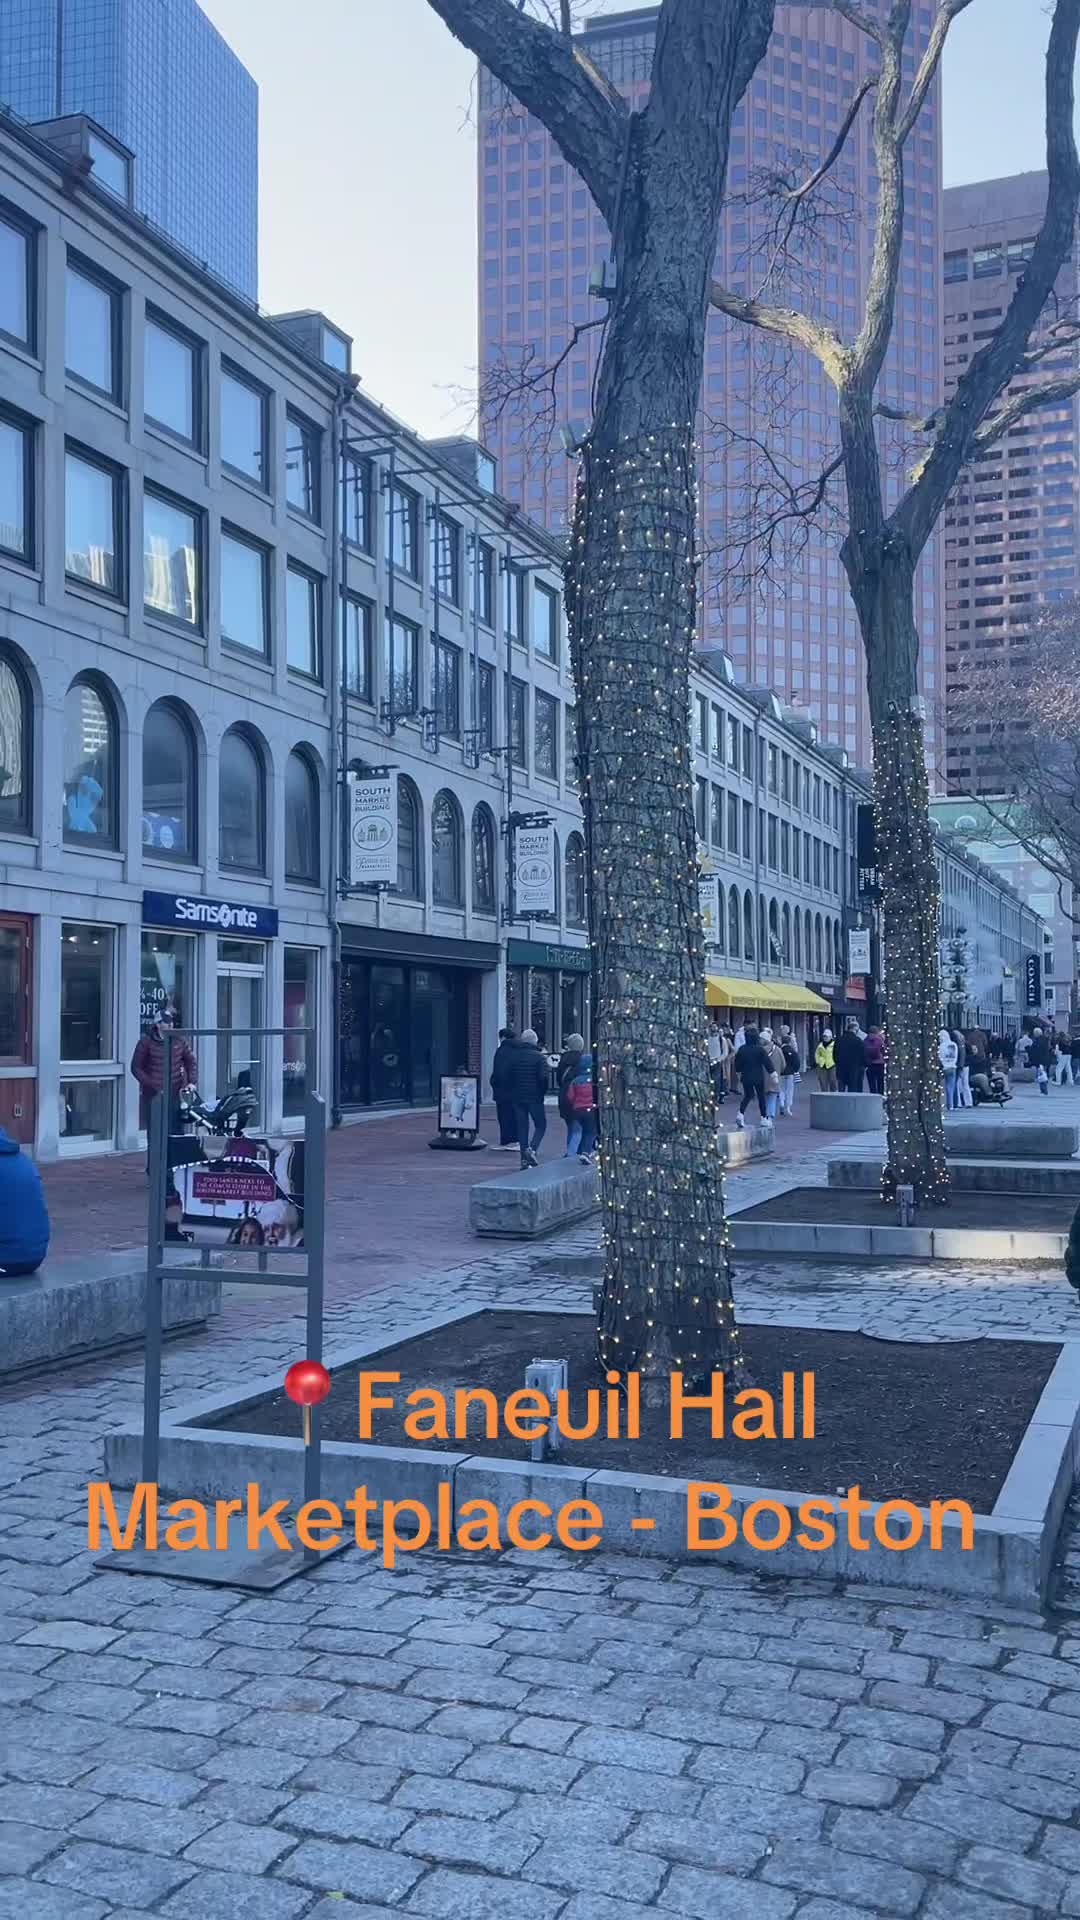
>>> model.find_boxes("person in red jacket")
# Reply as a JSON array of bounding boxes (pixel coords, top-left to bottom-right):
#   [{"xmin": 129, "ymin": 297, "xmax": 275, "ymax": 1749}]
[{"xmin": 130, "ymin": 1008, "xmax": 197, "ymax": 1169}]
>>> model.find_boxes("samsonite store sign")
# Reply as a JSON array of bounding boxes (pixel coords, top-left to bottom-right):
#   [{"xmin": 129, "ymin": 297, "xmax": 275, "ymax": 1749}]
[{"xmin": 142, "ymin": 891, "xmax": 279, "ymax": 938}]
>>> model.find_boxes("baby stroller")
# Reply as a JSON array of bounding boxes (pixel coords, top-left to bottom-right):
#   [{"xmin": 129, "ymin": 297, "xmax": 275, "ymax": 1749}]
[{"xmin": 971, "ymin": 1068, "xmax": 1011, "ymax": 1108}]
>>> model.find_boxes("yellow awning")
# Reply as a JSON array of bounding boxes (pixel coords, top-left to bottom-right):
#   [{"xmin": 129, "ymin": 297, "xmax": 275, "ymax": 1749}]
[{"xmin": 705, "ymin": 975, "xmax": 830, "ymax": 1014}]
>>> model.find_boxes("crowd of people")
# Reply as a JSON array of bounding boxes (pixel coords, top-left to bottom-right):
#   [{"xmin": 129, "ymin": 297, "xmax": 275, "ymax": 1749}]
[{"xmin": 490, "ymin": 1026, "xmax": 596, "ymax": 1170}]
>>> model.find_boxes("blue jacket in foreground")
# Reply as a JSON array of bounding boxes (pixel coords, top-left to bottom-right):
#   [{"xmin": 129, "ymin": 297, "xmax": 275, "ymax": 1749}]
[{"xmin": 0, "ymin": 1128, "xmax": 50, "ymax": 1270}]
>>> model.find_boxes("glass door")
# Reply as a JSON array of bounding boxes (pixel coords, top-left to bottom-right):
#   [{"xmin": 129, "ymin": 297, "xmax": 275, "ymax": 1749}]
[
  {"xmin": 216, "ymin": 939, "xmax": 266, "ymax": 1123},
  {"xmin": 369, "ymin": 964, "xmax": 407, "ymax": 1104},
  {"xmin": 0, "ymin": 914, "xmax": 34, "ymax": 1145}
]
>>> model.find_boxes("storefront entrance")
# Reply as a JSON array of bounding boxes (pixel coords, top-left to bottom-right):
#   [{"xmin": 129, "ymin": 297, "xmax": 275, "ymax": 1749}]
[
  {"xmin": 217, "ymin": 940, "xmax": 266, "ymax": 1123},
  {"xmin": 0, "ymin": 912, "xmax": 34, "ymax": 1145},
  {"xmin": 506, "ymin": 939, "xmax": 590, "ymax": 1052},
  {"xmin": 340, "ymin": 956, "xmax": 470, "ymax": 1108}
]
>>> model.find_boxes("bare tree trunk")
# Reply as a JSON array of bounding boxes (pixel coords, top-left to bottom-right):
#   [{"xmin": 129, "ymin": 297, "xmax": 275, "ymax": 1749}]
[{"xmin": 843, "ymin": 533, "xmax": 949, "ymax": 1203}]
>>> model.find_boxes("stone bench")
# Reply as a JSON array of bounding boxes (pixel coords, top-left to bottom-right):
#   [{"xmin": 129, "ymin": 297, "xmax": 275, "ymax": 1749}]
[
  {"xmin": 716, "ymin": 1121, "xmax": 774, "ymax": 1165},
  {"xmin": 1010, "ymin": 1067, "xmax": 1037, "ymax": 1084},
  {"xmin": 829, "ymin": 1156, "xmax": 1080, "ymax": 1195},
  {"xmin": 0, "ymin": 1250, "xmax": 222, "ymax": 1379},
  {"xmin": 944, "ymin": 1119, "xmax": 1078, "ymax": 1159},
  {"xmin": 469, "ymin": 1159, "xmax": 599, "ymax": 1238},
  {"xmin": 809, "ymin": 1091, "xmax": 885, "ymax": 1131}
]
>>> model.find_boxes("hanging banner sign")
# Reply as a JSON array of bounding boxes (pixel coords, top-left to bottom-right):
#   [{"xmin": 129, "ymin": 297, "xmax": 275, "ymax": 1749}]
[
  {"xmin": 848, "ymin": 927, "xmax": 872, "ymax": 975},
  {"xmin": 856, "ymin": 803, "xmax": 880, "ymax": 901},
  {"xmin": 698, "ymin": 875, "xmax": 721, "ymax": 946},
  {"xmin": 515, "ymin": 822, "xmax": 557, "ymax": 916},
  {"xmin": 349, "ymin": 776, "xmax": 398, "ymax": 887}
]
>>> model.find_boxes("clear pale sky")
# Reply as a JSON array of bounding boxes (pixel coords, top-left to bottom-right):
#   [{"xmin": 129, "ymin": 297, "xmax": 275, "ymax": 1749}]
[{"xmin": 199, "ymin": 0, "xmax": 1056, "ymax": 437}]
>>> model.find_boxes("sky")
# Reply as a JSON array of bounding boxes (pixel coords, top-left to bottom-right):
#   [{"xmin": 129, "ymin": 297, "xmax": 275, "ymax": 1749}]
[{"xmin": 199, "ymin": 0, "xmax": 1057, "ymax": 439}]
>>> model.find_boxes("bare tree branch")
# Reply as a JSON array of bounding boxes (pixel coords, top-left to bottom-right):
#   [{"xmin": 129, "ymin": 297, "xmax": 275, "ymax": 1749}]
[
  {"xmin": 897, "ymin": 0, "xmax": 975, "ymax": 141},
  {"xmin": 427, "ymin": 0, "xmax": 628, "ymax": 216},
  {"xmin": 970, "ymin": 371, "xmax": 1080, "ymax": 450},
  {"xmin": 708, "ymin": 280, "xmax": 850, "ymax": 383}
]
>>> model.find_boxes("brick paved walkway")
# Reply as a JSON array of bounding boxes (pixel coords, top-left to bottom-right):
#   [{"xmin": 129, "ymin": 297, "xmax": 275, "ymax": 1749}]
[{"xmin": 3, "ymin": 1198, "xmax": 1080, "ymax": 1917}]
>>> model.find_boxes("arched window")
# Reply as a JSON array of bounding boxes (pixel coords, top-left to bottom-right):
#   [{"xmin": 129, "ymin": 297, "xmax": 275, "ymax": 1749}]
[
  {"xmin": 285, "ymin": 749, "xmax": 320, "ymax": 884},
  {"xmin": 0, "ymin": 646, "xmax": 31, "ymax": 834},
  {"xmin": 743, "ymin": 889, "xmax": 755, "ymax": 960},
  {"xmin": 432, "ymin": 789, "xmax": 463, "ymax": 906},
  {"xmin": 793, "ymin": 908, "xmax": 802, "ymax": 970},
  {"xmin": 804, "ymin": 908, "xmax": 814, "ymax": 974},
  {"xmin": 565, "ymin": 832, "xmax": 586, "ymax": 928},
  {"xmin": 814, "ymin": 912, "xmax": 824, "ymax": 975},
  {"xmin": 728, "ymin": 885, "xmax": 740, "ymax": 958},
  {"xmin": 396, "ymin": 778, "xmax": 422, "ymax": 898},
  {"xmin": 472, "ymin": 804, "xmax": 496, "ymax": 914},
  {"xmin": 219, "ymin": 727, "xmax": 265, "ymax": 872},
  {"xmin": 63, "ymin": 676, "xmax": 117, "ymax": 847},
  {"xmin": 781, "ymin": 903, "xmax": 792, "ymax": 967},
  {"xmin": 143, "ymin": 700, "xmax": 196, "ymax": 861},
  {"xmin": 759, "ymin": 895, "xmax": 768, "ymax": 965}
]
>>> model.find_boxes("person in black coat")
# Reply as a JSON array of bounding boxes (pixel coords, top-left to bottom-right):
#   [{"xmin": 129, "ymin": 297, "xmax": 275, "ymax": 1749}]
[
  {"xmin": 733, "ymin": 1027, "xmax": 769, "ymax": 1126},
  {"xmin": 489, "ymin": 1028, "xmax": 518, "ymax": 1149},
  {"xmin": 835, "ymin": 1020, "xmax": 866, "ymax": 1094},
  {"xmin": 503, "ymin": 1029, "xmax": 551, "ymax": 1167}
]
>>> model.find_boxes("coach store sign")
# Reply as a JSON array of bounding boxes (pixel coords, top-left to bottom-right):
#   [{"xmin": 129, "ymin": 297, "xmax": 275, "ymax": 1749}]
[{"xmin": 142, "ymin": 891, "xmax": 280, "ymax": 939}]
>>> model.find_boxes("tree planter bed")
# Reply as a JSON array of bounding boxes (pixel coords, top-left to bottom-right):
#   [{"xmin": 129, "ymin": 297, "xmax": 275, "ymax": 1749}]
[
  {"xmin": 103, "ymin": 1306, "xmax": 1080, "ymax": 1606},
  {"xmin": 729, "ymin": 1185, "xmax": 1071, "ymax": 1262}
]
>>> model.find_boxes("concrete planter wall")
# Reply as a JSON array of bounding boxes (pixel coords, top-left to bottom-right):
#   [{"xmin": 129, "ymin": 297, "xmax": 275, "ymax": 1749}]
[{"xmin": 809, "ymin": 1091, "xmax": 884, "ymax": 1131}]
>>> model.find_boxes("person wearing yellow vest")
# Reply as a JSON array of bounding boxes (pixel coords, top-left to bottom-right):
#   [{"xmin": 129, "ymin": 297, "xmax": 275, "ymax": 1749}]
[{"xmin": 815, "ymin": 1028, "xmax": 837, "ymax": 1092}]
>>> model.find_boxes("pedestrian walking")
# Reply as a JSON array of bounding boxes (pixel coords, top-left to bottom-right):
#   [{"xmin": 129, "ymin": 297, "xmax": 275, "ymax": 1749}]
[
  {"xmin": 1056, "ymin": 1032, "xmax": 1073, "ymax": 1087},
  {"xmin": 939, "ymin": 1028, "xmax": 959, "ymax": 1109},
  {"xmin": 564, "ymin": 1051, "xmax": 597, "ymax": 1162},
  {"xmin": 556, "ymin": 1033, "xmax": 586, "ymax": 1155},
  {"xmin": 130, "ymin": 1007, "xmax": 197, "ymax": 1172},
  {"xmin": 0, "ymin": 1126, "xmax": 50, "ymax": 1277},
  {"xmin": 1028, "ymin": 1026, "xmax": 1050, "ymax": 1096},
  {"xmin": 489, "ymin": 1027, "xmax": 519, "ymax": 1149},
  {"xmin": 835, "ymin": 1019, "xmax": 866, "ymax": 1094},
  {"xmin": 779, "ymin": 1025, "xmax": 801, "ymax": 1116},
  {"xmin": 733, "ymin": 1026, "xmax": 769, "ymax": 1127},
  {"xmin": 953, "ymin": 1031, "xmax": 972, "ymax": 1108},
  {"xmin": 814, "ymin": 1028, "xmax": 837, "ymax": 1092},
  {"xmin": 761, "ymin": 1028, "xmax": 784, "ymax": 1120},
  {"xmin": 864, "ymin": 1024, "xmax": 887, "ymax": 1096},
  {"xmin": 706, "ymin": 1020, "xmax": 728, "ymax": 1108},
  {"xmin": 505, "ymin": 1028, "xmax": 550, "ymax": 1168}
]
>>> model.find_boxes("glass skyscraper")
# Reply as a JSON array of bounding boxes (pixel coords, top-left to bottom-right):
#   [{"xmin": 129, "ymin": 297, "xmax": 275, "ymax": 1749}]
[{"xmin": 0, "ymin": 0, "xmax": 257, "ymax": 298}]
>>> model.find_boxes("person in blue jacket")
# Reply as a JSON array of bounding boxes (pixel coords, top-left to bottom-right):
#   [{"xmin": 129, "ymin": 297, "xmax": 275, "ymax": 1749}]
[{"xmin": 0, "ymin": 1127, "xmax": 50, "ymax": 1276}]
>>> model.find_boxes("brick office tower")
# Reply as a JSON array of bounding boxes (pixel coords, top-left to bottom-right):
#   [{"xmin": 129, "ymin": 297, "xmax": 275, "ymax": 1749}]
[
  {"xmin": 0, "ymin": 0, "xmax": 257, "ymax": 297},
  {"xmin": 477, "ymin": 4, "xmax": 944, "ymax": 772},
  {"xmin": 942, "ymin": 172, "xmax": 1080, "ymax": 796}
]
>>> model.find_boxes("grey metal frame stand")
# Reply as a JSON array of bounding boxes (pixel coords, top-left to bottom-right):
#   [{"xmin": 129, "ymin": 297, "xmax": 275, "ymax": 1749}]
[{"xmin": 100, "ymin": 1024, "xmax": 336, "ymax": 1590}]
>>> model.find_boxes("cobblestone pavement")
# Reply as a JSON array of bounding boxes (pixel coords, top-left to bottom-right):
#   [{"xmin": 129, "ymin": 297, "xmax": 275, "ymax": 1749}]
[{"xmin": 4, "ymin": 1204, "xmax": 1080, "ymax": 1919}]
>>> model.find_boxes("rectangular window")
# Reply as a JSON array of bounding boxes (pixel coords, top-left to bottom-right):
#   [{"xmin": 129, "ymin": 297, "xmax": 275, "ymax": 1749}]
[
  {"xmin": 768, "ymin": 814, "xmax": 778, "ymax": 869},
  {"xmin": 972, "ymin": 244, "xmax": 1004, "ymax": 279},
  {"xmin": 283, "ymin": 946, "xmax": 318, "ymax": 1118},
  {"xmin": 65, "ymin": 444, "xmax": 123, "ymax": 598},
  {"xmin": 285, "ymin": 410, "xmax": 321, "ymax": 521},
  {"xmin": 383, "ymin": 613, "xmax": 419, "ymax": 714},
  {"xmin": 792, "ymin": 830, "xmax": 800, "ymax": 879},
  {"xmin": 220, "ymin": 527, "xmax": 268, "ymax": 655},
  {"xmin": 742, "ymin": 725, "xmax": 753, "ymax": 779},
  {"xmin": 564, "ymin": 705, "xmax": 577, "ymax": 784},
  {"xmin": 781, "ymin": 820, "xmax": 790, "ymax": 874},
  {"xmin": 433, "ymin": 637, "xmax": 462, "ymax": 739},
  {"xmin": 386, "ymin": 482, "xmax": 418, "ymax": 575},
  {"xmin": 803, "ymin": 768, "xmax": 811, "ymax": 812},
  {"xmin": 758, "ymin": 808, "xmax": 766, "ymax": 864},
  {"xmin": 535, "ymin": 689, "xmax": 558, "ymax": 777},
  {"xmin": 144, "ymin": 487, "xmax": 199, "ymax": 626},
  {"xmin": 727, "ymin": 790, "xmax": 740, "ymax": 852},
  {"xmin": 767, "ymin": 743, "xmax": 778, "ymax": 794},
  {"xmin": 742, "ymin": 798, "xmax": 752, "ymax": 858},
  {"xmin": 432, "ymin": 513, "xmax": 461, "ymax": 604},
  {"xmin": 781, "ymin": 753, "xmax": 791, "ymax": 803},
  {"xmin": 66, "ymin": 257, "xmax": 122, "ymax": 401},
  {"xmin": 0, "ymin": 203, "xmax": 35, "ymax": 349},
  {"xmin": 479, "ymin": 660, "xmax": 495, "ymax": 751},
  {"xmin": 533, "ymin": 579, "xmax": 559, "ymax": 660},
  {"xmin": 60, "ymin": 922, "xmax": 114, "ymax": 1062},
  {"xmin": 220, "ymin": 363, "xmax": 267, "ymax": 485},
  {"xmin": 286, "ymin": 564, "xmax": 321, "ymax": 678},
  {"xmin": 510, "ymin": 677, "xmax": 527, "ymax": 768},
  {"xmin": 344, "ymin": 595, "xmax": 372, "ymax": 700},
  {"xmin": 711, "ymin": 705, "xmax": 723, "ymax": 759},
  {"xmin": 695, "ymin": 695, "xmax": 708, "ymax": 751},
  {"xmin": 469, "ymin": 537, "xmax": 494, "ymax": 625},
  {"xmin": 710, "ymin": 784, "xmax": 724, "ymax": 848},
  {"xmin": 728, "ymin": 714, "xmax": 740, "ymax": 769},
  {"xmin": 0, "ymin": 407, "xmax": 33, "ymax": 564},
  {"xmin": 813, "ymin": 774, "xmax": 822, "ymax": 818},
  {"xmin": 343, "ymin": 454, "xmax": 372, "ymax": 549},
  {"xmin": 144, "ymin": 310, "xmax": 201, "ymax": 445},
  {"xmin": 944, "ymin": 249, "xmax": 968, "ymax": 283},
  {"xmin": 814, "ymin": 837, "xmax": 822, "ymax": 886},
  {"xmin": 505, "ymin": 564, "xmax": 525, "ymax": 639}
]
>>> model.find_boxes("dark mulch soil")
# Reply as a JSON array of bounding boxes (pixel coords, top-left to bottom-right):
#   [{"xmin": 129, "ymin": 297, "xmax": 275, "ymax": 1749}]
[
  {"xmin": 198, "ymin": 1310, "xmax": 1060, "ymax": 1513},
  {"xmin": 737, "ymin": 1186, "xmax": 1072, "ymax": 1231}
]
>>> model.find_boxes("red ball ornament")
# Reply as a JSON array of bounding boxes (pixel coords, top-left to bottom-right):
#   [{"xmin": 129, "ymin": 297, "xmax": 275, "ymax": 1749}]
[{"xmin": 284, "ymin": 1360, "xmax": 332, "ymax": 1407}]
